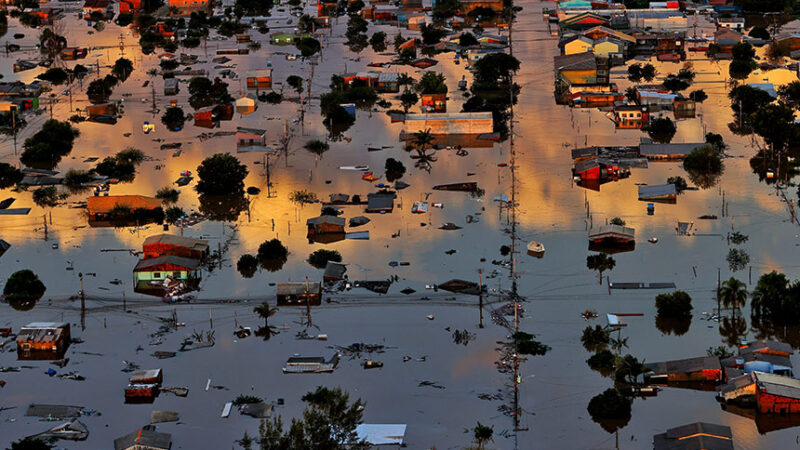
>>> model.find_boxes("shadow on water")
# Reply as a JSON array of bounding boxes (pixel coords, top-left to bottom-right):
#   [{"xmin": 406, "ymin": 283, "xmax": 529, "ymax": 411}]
[{"xmin": 654, "ymin": 315, "xmax": 692, "ymax": 336}]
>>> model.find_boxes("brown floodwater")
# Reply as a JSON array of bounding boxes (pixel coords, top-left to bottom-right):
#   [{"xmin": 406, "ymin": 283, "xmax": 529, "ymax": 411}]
[{"xmin": 2, "ymin": 1, "xmax": 800, "ymax": 448}]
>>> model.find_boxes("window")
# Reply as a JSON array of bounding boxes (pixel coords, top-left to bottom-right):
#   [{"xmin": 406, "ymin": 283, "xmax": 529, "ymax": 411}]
[
  {"xmin": 173, "ymin": 271, "xmax": 181, "ymax": 278},
  {"xmin": 154, "ymin": 272, "xmax": 161, "ymax": 278}
]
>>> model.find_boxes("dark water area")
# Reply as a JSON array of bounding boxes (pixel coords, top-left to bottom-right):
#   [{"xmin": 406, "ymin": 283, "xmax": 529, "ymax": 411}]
[{"xmin": 2, "ymin": 0, "xmax": 800, "ymax": 448}]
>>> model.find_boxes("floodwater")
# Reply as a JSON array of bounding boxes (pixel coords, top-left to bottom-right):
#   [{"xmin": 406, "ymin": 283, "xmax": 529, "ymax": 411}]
[{"xmin": 2, "ymin": 0, "xmax": 800, "ymax": 448}]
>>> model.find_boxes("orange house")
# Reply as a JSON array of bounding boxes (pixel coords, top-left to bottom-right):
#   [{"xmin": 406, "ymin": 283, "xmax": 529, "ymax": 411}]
[{"xmin": 421, "ymin": 93, "xmax": 446, "ymax": 112}]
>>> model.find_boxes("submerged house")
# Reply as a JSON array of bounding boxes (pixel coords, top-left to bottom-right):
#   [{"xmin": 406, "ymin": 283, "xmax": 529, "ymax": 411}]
[
  {"xmin": 306, "ymin": 215, "xmax": 345, "ymax": 239},
  {"xmin": 638, "ymin": 184, "xmax": 677, "ymax": 203},
  {"xmin": 365, "ymin": 192, "xmax": 396, "ymax": 213},
  {"xmin": 16, "ymin": 322, "xmax": 71, "ymax": 359},
  {"xmin": 653, "ymin": 422, "xmax": 733, "ymax": 450},
  {"xmin": 142, "ymin": 234, "xmax": 209, "ymax": 260},
  {"xmin": 645, "ymin": 355, "xmax": 723, "ymax": 383},
  {"xmin": 612, "ymin": 105, "xmax": 649, "ymax": 129},
  {"xmin": 753, "ymin": 371, "xmax": 800, "ymax": 414},
  {"xmin": 235, "ymin": 127, "xmax": 270, "ymax": 152},
  {"xmin": 639, "ymin": 142, "xmax": 703, "ymax": 160},
  {"xmin": 402, "ymin": 112, "xmax": 493, "ymax": 135},
  {"xmin": 276, "ymin": 282, "xmax": 322, "ymax": 306},
  {"xmin": 245, "ymin": 69, "xmax": 272, "ymax": 90},
  {"xmin": 323, "ymin": 261, "xmax": 347, "ymax": 283},
  {"xmin": 133, "ymin": 256, "xmax": 201, "ymax": 286}
]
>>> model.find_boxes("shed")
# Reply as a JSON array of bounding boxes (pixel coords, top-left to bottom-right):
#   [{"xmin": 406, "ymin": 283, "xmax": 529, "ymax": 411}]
[
  {"xmin": 402, "ymin": 112, "xmax": 493, "ymax": 135},
  {"xmin": 653, "ymin": 422, "xmax": 733, "ymax": 450},
  {"xmin": 143, "ymin": 234, "xmax": 209, "ymax": 260},
  {"xmin": 164, "ymin": 78, "xmax": 179, "ymax": 96},
  {"xmin": 376, "ymin": 72, "xmax": 399, "ymax": 93},
  {"xmin": 306, "ymin": 215, "xmax": 345, "ymax": 236},
  {"xmin": 366, "ymin": 192, "xmax": 396, "ymax": 213},
  {"xmin": 235, "ymin": 94, "xmax": 257, "ymax": 114},
  {"xmin": 235, "ymin": 127, "xmax": 269, "ymax": 152},
  {"xmin": 245, "ymin": 69, "xmax": 272, "ymax": 89},
  {"xmin": 129, "ymin": 369, "xmax": 163, "ymax": 385},
  {"xmin": 16, "ymin": 322, "xmax": 71, "ymax": 358},
  {"xmin": 114, "ymin": 427, "xmax": 172, "ymax": 450},
  {"xmin": 276, "ymin": 282, "xmax": 322, "ymax": 306}
]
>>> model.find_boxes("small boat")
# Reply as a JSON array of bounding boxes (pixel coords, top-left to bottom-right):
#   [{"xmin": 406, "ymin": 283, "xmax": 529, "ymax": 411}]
[
  {"xmin": 527, "ymin": 241, "xmax": 545, "ymax": 257},
  {"xmin": 363, "ymin": 360, "xmax": 383, "ymax": 369},
  {"xmin": 411, "ymin": 201, "xmax": 428, "ymax": 214},
  {"xmin": 648, "ymin": 237, "xmax": 658, "ymax": 244},
  {"xmin": 339, "ymin": 165, "xmax": 369, "ymax": 171},
  {"xmin": 439, "ymin": 222, "xmax": 462, "ymax": 230},
  {"xmin": 349, "ymin": 216, "xmax": 370, "ymax": 227}
]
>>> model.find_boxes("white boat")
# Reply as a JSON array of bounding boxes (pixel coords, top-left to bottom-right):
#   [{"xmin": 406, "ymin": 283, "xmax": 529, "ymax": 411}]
[
  {"xmin": 527, "ymin": 241, "xmax": 545, "ymax": 257},
  {"xmin": 338, "ymin": 165, "xmax": 369, "ymax": 171}
]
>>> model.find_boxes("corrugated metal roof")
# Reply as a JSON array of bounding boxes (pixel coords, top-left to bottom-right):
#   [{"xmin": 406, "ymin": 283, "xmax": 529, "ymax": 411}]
[
  {"xmin": 639, "ymin": 143, "xmax": 703, "ymax": 156},
  {"xmin": 143, "ymin": 234, "xmax": 209, "ymax": 251},
  {"xmin": 638, "ymin": 184, "xmax": 677, "ymax": 199},
  {"xmin": 277, "ymin": 282, "xmax": 322, "ymax": 295},
  {"xmin": 134, "ymin": 255, "xmax": 201, "ymax": 271},
  {"xmin": 645, "ymin": 356, "xmax": 720, "ymax": 375}
]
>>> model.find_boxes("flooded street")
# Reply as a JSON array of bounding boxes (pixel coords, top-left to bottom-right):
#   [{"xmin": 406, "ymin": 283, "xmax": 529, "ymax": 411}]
[{"xmin": 3, "ymin": 0, "xmax": 800, "ymax": 448}]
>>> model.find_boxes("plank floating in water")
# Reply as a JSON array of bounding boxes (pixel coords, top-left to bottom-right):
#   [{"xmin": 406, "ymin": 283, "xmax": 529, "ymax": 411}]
[{"xmin": 609, "ymin": 282, "xmax": 676, "ymax": 290}]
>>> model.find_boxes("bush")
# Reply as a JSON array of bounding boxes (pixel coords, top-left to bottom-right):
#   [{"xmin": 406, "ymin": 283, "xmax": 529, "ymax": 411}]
[
  {"xmin": 666, "ymin": 176, "xmax": 687, "ymax": 193},
  {"xmin": 655, "ymin": 291, "xmax": 692, "ymax": 317},
  {"xmin": 587, "ymin": 349, "xmax": 615, "ymax": 373},
  {"xmin": 161, "ymin": 106, "xmax": 185, "ymax": 131},
  {"xmin": 20, "ymin": 120, "xmax": 79, "ymax": 170},
  {"xmin": 304, "ymin": 139, "xmax": 329, "ymax": 156},
  {"xmin": 646, "ymin": 117, "xmax": 676, "ymax": 144},
  {"xmin": 307, "ymin": 249, "xmax": 342, "ymax": 269},
  {"xmin": 581, "ymin": 325, "xmax": 610, "ymax": 352},
  {"xmin": 609, "ymin": 217, "xmax": 625, "ymax": 226},
  {"xmin": 683, "ymin": 144, "xmax": 722, "ymax": 174},
  {"xmin": 62, "ymin": 169, "xmax": 94, "ymax": 190},
  {"xmin": 3, "ymin": 269, "xmax": 46, "ymax": 302},
  {"xmin": 233, "ymin": 394, "xmax": 263, "ymax": 406},
  {"xmin": 32, "ymin": 186, "xmax": 59, "ymax": 207},
  {"xmin": 259, "ymin": 91, "xmax": 282, "ymax": 104},
  {"xmin": 384, "ymin": 158, "xmax": 405, "ymax": 182}
]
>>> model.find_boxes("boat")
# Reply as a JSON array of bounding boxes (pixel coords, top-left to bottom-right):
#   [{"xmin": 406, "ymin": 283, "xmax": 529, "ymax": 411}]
[
  {"xmin": 439, "ymin": 222, "xmax": 461, "ymax": 230},
  {"xmin": 361, "ymin": 172, "xmax": 379, "ymax": 182},
  {"xmin": 588, "ymin": 225, "xmax": 635, "ymax": 244},
  {"xmin": 433, "ymin": 182, "xmax": 478, "ymax": 192},
  {"xmin": 411, "ymin": 201, "xmax": 429, "ymax": 214},
  {"xmin": 339, "ymin": 165, "xmax": 369, "ymax": 171},
  {"xmin": 349, "ymin": 216, "xmax": 371, "ymax": 227},
  {"xmin": 527, "ymin": 241, "xmax": 545, "ymax": 257},
  {"xmin": 648, "ymin": 237, "xmax": 658, "ymax": 243},
  {"xmin": 363, "ymin": 360, "xmax": 383, "ymax": 369}
]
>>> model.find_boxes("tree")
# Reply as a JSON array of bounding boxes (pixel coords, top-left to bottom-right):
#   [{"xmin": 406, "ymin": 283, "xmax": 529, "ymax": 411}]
[
  {"xmin": 587, "ymin": 349, "xmax": 616, "ymax": 376},
  {"xmin": 36, "ymin": 67, "xmax": 68, "ymax": 85},
  {"xmin": 412, "ymin": 129, "xmax": 434, "ymax": 151},
  {"xmin": 581, "ymin": 325, "xmax": 610, "ymax": 352},
  {"xmin": 473, "ymin": 53, "xmax": 520, "ymax": 86},
  {"xmin": 615, "ymin": 354, "xmax": 647, "ymax": 384},
  {"xmin": 32, "ymin": 186, "xmax": 58, "ymax": 207},
  {"xmin": 732, "ymin": 41, "xmax": 756, "ymax": 61},
  {"xmin": 624, "ymin": 86, "xmax": 637, "ymax": 103},
  {"xmin": 161, "ymin": 106, "xmax": 185, "ymax": 131},
  {"xmin": 514, "ymin": 331, "xmax": 551, "ymax": 356},
  {"xmin": 726, "ymin": 248, "xmax": 750, "ymax": 272},
  {"xmin": 719, "ymin": 277, "xmax": 748, "ymax": 318},
  {"xmin": 20, "ymin": 119, "xmax": 79, "ymax": 170},
  {"xmin": 111, "ymin": 57, "xmax": 134, "ymax": 82},
  {"xmin": 86, "ymin": 78, "xmax": 113, "ymax": 104},
  {"xmin": 415, "ymin": 71, "xmax": 447, "ymax": 94},
  {"xmin": 289, "ymin": 189, "xmax": 317, "ymax": 206},
  {"xmin": 609, "ymin": 217, "xmax": 625, "ymax": 226},
  {"xmin": 751, "ymin": 102, "xmax": 796, "ymax": 151},
  {"xmin": 662, "ymin": 75, "xmax": 690, "ymax": 92},
  {"xmin": 751, "ymin": 271, "xmax": 793, "ymax": 321},
  {"xmin": 683, "ymin": 144, "xmax": 723, "ymax": 181},
  {"xmin": 296, "ymin": 37, "xmax": 321, "ymax": 58},
  {"xmin": 646, "ymin": 117, "xmax": 676, "ymax": 143},
  {"xmin": 286, "ymin": 75, "xmax": 304, "ymax": 94},
  {"xmin": 729, "ymin": 85, "xmax": 774, "ymax": 118},
  {"xmin": 689, "ymin": 89, "xmax": 707, "ymax": 103},
  {"xmin": 420, "ymin": 23, "xmax": 446, "ymax": 45},
  {"xmin": 655, "ymin": 291, "xmax": 692, "ymax": 317},
  {"xmin": 304, "ymin": 139, "xmax": 329, "ymax": 157},
  {"xmin": 459, "ymin": 32, "xmax": 478, "ymax": 47},
  {"xmin": 399, "ymin": 90, "xmax": 418, "ymax": 114},
  {"xmin": 165, "ymin": 206, "xmax": 185, "ymax": 223},
  {"xmin": 237, "ymin": 254, "xmax": 258, "ymax": 278},
  {"xmin": 369, "ymin": 31, "xmax": 387, "ymax": 52},
  {"xmin": 432, "ymin": 0, "xmax": 461, "ymax": 19},
  {"xmin": 308, "ymin": 249, "xmax": 342, "ymax": 269},
  {"xmin": 3, "ymin": 269, "xmax": 46, "ymax": 302},
  {"xmin": 235, "ymin": 0, "xmax": 274, "ymax": 16},
  {"xmin": 587, "ymin": 388, "xmax": 631, "ymax": 420},
  {"xmin": 587, "ymin": 253, "xmax": 615, "ymax": 284},
  {"xmin": 196, "ymin": 153, "xmax": 248, "ymax": 196},
  {"xmin": 258, "ymin": 239, "xmax": 288, "ymax": 263},
  {"xmin": 666, "ymin": 176, "xmax": 688, "ymax": 193},
  {"xmin": 730, "ymin": 59, "xmax": 755, "ymax": 80},
  {"xmin": 473, "ymin": 422, "xmax": 493, "ymax": 450},
  {"xmin": 627, "ymin": 63, "xmax": 642, "ymax": 82},
  {"xmin": 384, "ymin": 158, "xmax": 405, "ymax": 182},
  {"xmin": 640, "ymin": 63, "xmax": 656, "ymax": 82},
  {"xmin": 749, "ymin": 26, "xmax": 770, "ymax": 40},
  {"xmin": 188, "ymin": 76, "xmax": 231, "ymax": 109},
  {"xmin": 253, "ymin": 301, "xmax": 278, "ymax": 328},
  {"xmin": 0, "ymin": 162, "xmax": 23, "ymax": 189}
]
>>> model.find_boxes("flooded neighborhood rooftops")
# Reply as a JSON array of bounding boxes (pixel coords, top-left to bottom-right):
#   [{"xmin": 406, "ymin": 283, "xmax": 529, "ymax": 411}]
[
  {"xmin": 645, "ymin": 356, "xmax": 721, "ymax": 375},
  {"xmin": 753, "ymin": 371, "xmax": 800, "ymax": 399},
  {"xmin": 276, "ymin": 282, "xmax": 322, "ymax": 295},
  {"xmin": 306, "ymin": 215, "xmax": 345, "ymax": 226},
  {"xmin": 740, "ymin": 339, "xmax": 793, "ymax": 356},
  {"xmin": 653, "ymin": 422, "xmax": 733, "ymax": 450}
]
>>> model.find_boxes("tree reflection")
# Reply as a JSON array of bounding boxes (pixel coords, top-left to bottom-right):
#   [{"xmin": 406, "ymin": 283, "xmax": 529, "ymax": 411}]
[
  {"xmin": 751, "ymin": 317, "xmax": 800, "ymax": 350},
  {"xmin": 655, "ymin": 315, "xmax": 692, "ymax": 336},
  {"xmin": 685, "ymin": 167, "xmax": 723, "ymax": 190},
  {"xmin": 198, "ymin": 193, "xmax": 248, "ymax": 222},
  {"xmin": 259, "ymin": 258, "xmax": 287, "ymax": 272},
  {"xmin": 719, "ymin": 315, "xmax": 747, "ymax": 347},
  {"xmin": 749, "ymin": 149, "xmax": 800, "ymax": 185},
  {"xmin": 7, "ymin": 298, "xmax": 37, "ymax": 311},
  {"xmin": 254, "ymin": 325, "xmax": 279, "ymax": 341},
  {"xmin": 587, "ymin": 388, "xmax": 631, "ymax": 434}
]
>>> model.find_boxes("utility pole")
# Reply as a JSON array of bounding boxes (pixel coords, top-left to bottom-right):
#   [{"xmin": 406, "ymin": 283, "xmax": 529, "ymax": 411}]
[
  {"xmin": 478, "ymin": 269, "xmax": 484, "ymax": 329},
  {"xmin": 79, "ymin": 272, "xmax": 85, "ymax": 331},
  {"xmin": 304, "ymin": 275, "xmax": 312, "ymax": 327},
  {"xmin": 43, "ymin": 214, "xmax": 48, "ymax": 241}
]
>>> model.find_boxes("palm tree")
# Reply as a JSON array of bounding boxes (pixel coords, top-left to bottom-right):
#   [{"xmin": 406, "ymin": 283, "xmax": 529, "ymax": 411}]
[
  {"xmin": 412, "ymin": 129, "xmax": 434, "ymax": 151},
  {"xmin": 398, "ymin": 72, "xmax": 415, "ymax": 89},
  {"xmin": 472, "ymin": 422, "xmax": 493, "ymax": 450},
  {"xmin": 718, "ymin": 277, "xmax": 748, "ymax": 318},
  {"xmin": 253, "ymin": 301, "xmax": 278, "ymax": 328}
]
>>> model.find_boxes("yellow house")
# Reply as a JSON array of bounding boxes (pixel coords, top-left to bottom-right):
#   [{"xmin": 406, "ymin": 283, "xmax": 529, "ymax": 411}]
[
  {"xmin": 592, "ymin": 38, "xmax": 622, "ymax": 57},
  {"xmin": 561, "ymin": 36, "xmax": 594, "ymax": 55},
  {"xmin": 554, "ymin": 52, "xmax": 598, "ymax": 85}
]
